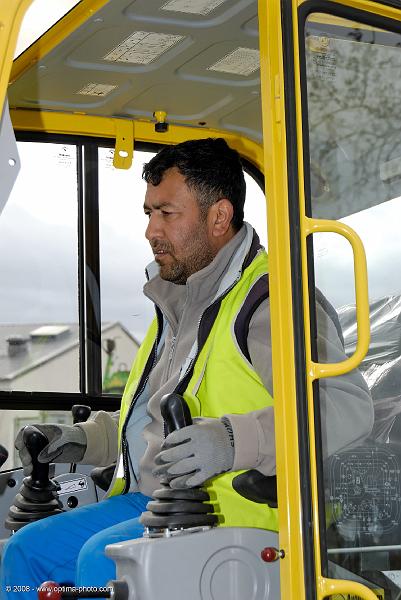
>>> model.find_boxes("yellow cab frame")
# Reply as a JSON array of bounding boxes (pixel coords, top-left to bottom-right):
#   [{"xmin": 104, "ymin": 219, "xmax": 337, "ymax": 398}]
[{"xmin": 1, "ymin": 0, "xmax": 401, "ymax": 598}]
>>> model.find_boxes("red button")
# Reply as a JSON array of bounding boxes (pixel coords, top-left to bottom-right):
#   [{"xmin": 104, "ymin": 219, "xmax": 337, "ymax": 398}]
[{"xmin": 261, "ymin": 547, "xmax": 280, "ymax": 562}]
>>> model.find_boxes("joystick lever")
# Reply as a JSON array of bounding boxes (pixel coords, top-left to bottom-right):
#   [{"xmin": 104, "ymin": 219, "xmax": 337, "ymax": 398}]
[
  {"xmin": 72, "ymin": 405, "xmax": 91, "ymax": 425},
  {"xmin": 140, "ymin": 392, "xmax": 218, "ymax": 532},
  {"xmin": 24, "ymin": 426, "xmax": 53, "ymax": 489},
  {"xmin": 70, "ymin": 405, "xmax": 91, "ymax": 473},
  {"xmin": 161, "ymin": 392, "xmax": 192, "ymax": 434},
  {"xmin": 5, "ymin": 426, "xmax": 63, "ymax": 532}
]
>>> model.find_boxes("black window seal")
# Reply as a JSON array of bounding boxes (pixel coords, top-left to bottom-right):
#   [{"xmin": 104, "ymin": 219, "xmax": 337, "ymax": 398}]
[
  {"xmin": 298, "ymin": 0, "xmax": 401, "ymax": 579},
  {"xmin": 83, "ymin": 141, "xmax": 101, "ymax": 395},
  {"xmin": 77, "ymin": 143, "xmax": 86, "ymax": 395}
]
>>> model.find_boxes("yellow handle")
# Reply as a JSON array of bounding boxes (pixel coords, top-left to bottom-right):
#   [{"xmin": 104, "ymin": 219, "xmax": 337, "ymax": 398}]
[
  {"xmin": 319, "ymin": 576, "xmax": 381, "ymax": 600},
  {"xmin": 305, "ymin": 217, "xmax": 370, "ymax": 379}
]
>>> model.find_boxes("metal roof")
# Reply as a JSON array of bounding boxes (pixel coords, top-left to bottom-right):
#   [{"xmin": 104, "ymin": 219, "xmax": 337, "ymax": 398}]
[{"xmin": 0, "ymin": 322, "xmax": 139, "ymax": 380}]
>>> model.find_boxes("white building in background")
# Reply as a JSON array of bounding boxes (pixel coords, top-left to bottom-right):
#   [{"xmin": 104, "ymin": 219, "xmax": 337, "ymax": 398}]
[{"xmin": 0, "ymin": 322, "xmax": 140, "ymax": 470}]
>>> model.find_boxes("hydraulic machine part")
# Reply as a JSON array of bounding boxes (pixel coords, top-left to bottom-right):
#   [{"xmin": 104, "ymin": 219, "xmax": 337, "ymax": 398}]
[
  {"xmin": 5, "ymin": 426, "xmax": 63, "ymax": 532},
  {"xmin": 54, "ymin": 404, "xmax": 98, "ymax": 510}
]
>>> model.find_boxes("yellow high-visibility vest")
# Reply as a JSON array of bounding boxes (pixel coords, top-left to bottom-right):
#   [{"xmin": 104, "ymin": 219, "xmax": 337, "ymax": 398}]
[{"xmin": 110, "ymin": 250, "xmax": 278, "ymax": 531}]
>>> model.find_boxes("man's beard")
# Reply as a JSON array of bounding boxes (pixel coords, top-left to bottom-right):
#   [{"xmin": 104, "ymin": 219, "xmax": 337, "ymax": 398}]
[{"xmin": 155, "ymin": 230, "xmax": 215, "ymax": 285}]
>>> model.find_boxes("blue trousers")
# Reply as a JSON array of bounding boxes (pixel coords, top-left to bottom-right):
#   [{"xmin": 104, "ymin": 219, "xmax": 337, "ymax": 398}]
[{"xmin": 0, "ymin": 493, "xmax": 150, "ymax": 600}]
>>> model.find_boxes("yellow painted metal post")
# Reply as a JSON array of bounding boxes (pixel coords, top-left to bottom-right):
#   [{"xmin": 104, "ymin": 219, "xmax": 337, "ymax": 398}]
[
  {"xmin": 258, "ymin": 1, "xmax": 307, "ymax": 599},
  {"xmin": 0, "ymin": 0, "xmax": 33, "ymax": 113},
  {"xmin": 113, "ymin": 119, "xmax": 134, "ymax": 170},
  {"xmin": 10, "ymin": 109, "xmax": 264, "ymax": 173}
]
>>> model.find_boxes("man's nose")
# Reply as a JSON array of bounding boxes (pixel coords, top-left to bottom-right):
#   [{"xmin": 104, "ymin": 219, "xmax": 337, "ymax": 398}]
[{"xmin": 145, "ymin": 212, "xmax": 162, "ymax": 241}]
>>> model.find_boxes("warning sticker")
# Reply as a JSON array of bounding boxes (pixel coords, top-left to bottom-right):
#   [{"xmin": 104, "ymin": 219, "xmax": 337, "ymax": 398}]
[
  {"xmin": 76, "ymin": 83, "xmax": 117, "ymax": 97},
  {"xmin": 58, "ymin": 477, "xmax": 88, "ymax": 495},
  {"xmin": 161, "ymin": 0, "xmax": 227, "ymax": 15},
  {"xmin": 103, "ymin": 31, "xmax": 184, "ymax": 64},
  {"xmin": 306, "ymin": 36, "xmax": 337, "ymax": 82},
  {"xmin": 208, "ymin": 47, "xmax": 260, "ymax": 76}
]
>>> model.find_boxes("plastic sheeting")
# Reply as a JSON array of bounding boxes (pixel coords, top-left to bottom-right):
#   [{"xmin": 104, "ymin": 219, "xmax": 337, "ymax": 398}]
[{"xmin": 338, "ymin": 295, "xmax": 401, "ymax": 442}]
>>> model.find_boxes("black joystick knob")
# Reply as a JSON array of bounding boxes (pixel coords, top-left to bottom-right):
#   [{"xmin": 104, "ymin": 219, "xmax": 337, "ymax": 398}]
[
  {"xmin": 160, "ymin": 392, "xmax": 192, "ymax": 435},
  {"xmin": 140, "ymin": 393, "xmax": 217, "ymax": 531},
  {"xmin": 5, "ymin": 426, "xmax": 63, "ymax": 531},
  {"xmin": 24, "ymin": 426, "xmax": 53, "ymax": 490},
  {"xmin": 72, "ymin": 405, "xmax": 91, "ymax": 424},
  {"xmin": 70, "ymin": 405, "xmax": 91, "ymax": 473},
  {"xmin": 0, "ymin": 444, "xmax": 8, "ymax": 469}
]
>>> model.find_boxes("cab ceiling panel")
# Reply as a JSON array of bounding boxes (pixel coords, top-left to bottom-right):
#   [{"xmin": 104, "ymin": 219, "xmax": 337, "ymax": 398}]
[{"xmin": 9, "ymin": 0, "xmax": 262, "ymax": 141}]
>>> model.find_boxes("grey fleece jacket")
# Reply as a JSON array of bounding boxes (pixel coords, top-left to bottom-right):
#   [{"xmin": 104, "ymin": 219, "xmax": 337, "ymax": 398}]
[{"xmin": 78, "ymin": 223, "xmax": 374, "ymax": 498}]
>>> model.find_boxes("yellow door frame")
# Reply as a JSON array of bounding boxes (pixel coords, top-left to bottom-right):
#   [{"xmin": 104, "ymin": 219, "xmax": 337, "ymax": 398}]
[
  {"xmin": 0, "ymin": 0, "xmax": 33, "ymax": 113},
  {"xmin": 263, "ymin": 0, "xmax": 401, "ymax": 598}
]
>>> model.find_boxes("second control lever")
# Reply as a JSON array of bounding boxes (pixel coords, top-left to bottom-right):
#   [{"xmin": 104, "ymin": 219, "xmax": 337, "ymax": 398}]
[
  {"xmin": 70, "ymin": 405, "xmax": 91, "ymax": 473},
  {"xmin": 140, "ymin": 393, "xmax": 218, "ymax": 532}
]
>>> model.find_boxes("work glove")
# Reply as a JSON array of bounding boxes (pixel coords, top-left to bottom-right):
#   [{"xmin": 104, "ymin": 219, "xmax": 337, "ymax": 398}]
[
  {"xmin": 153, "ymin": 417, "xmax": 234, "ymax": 489},
  {"xmin": 15, "ymin": 424, "xmax": 87, "ymax": 476}
]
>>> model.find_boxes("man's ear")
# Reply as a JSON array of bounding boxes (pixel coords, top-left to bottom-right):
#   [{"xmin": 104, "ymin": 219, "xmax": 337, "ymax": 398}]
[{"xmin": 209, "ymin": 199, "xmax": 234, "ymax": 237}]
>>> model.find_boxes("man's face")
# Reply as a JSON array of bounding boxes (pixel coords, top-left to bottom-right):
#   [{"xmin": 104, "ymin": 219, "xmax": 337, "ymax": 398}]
[{"xmin": 144, "ymin": 168, "xmax": 216, "ymax": 284}]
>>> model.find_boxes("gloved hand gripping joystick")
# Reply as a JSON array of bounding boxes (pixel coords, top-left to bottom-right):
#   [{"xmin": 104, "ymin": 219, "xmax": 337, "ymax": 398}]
[
  {"xmin": 5, "ymin": 426, "xmax": 63, "ymax": 531},
  {"xmin": 140, "ymin": 393, "xmax": 218, "ymax": 531}
]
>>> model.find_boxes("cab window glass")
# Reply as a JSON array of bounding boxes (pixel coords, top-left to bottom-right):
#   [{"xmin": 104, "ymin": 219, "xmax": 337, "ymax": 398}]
[
  {"xmin": 0, "ymin": 142, "xmax": 79, "ymax": 395},
  {"xmin": 15, "ymin": 0, "xmax": 81, "ymax": 57},
  {"xmin": 304, "ymin": 12, "xmax": 401, "ymax": 591}
]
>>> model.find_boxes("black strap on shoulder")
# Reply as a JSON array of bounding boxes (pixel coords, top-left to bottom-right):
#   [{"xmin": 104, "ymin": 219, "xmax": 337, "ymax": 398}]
[
  {"xmin": 242, "ymin": 231, "xmax": 263, "ymax": 271},
  {"xmin": 233, "ymin": 274, "xmax": 270, "ymax": 363},
  {"xmin": 233, "ymin": 275, "xmax": 344, "ymax": 365},
  {"xmin": 175, "ymin": 298, "xmax": 224, "ymax": 396}
]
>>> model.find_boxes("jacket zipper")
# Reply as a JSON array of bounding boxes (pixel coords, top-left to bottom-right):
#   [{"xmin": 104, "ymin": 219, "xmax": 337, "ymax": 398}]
[
  {"xmin": 120, "ymin": 308, "xmax": 163, "ymax": 493},
  {"xmin": 167, "ymin": 335, "xmax": 176, "ymax": 372}
]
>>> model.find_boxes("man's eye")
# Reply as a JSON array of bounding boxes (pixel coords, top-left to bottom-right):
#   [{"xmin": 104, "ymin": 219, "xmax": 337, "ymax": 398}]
[{"xmin": 162, "ymin": 211, "xmax": 172, "ymax": 216}]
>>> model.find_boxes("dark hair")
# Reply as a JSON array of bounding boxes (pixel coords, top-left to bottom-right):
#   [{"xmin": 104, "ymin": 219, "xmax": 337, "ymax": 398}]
[{"xmin": 142, "ymin": 138, "xmax": 245, "ymax": 230}]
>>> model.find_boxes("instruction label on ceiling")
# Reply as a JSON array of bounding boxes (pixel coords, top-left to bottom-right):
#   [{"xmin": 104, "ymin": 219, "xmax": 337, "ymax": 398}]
[
  {"xmin": 208, "ymin": 47, "xmax": 260, "ymax": 76},
  {"xmin": 161, "ymin": 0, "xmax": 227, "ymax": 15},
  {"xmin": 76, "ymin": 83, "xmax": 117, "ymax": 96},
  {"xmin": 104, "ymin": 31, "xmax": 184, "ymax": 64}
]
